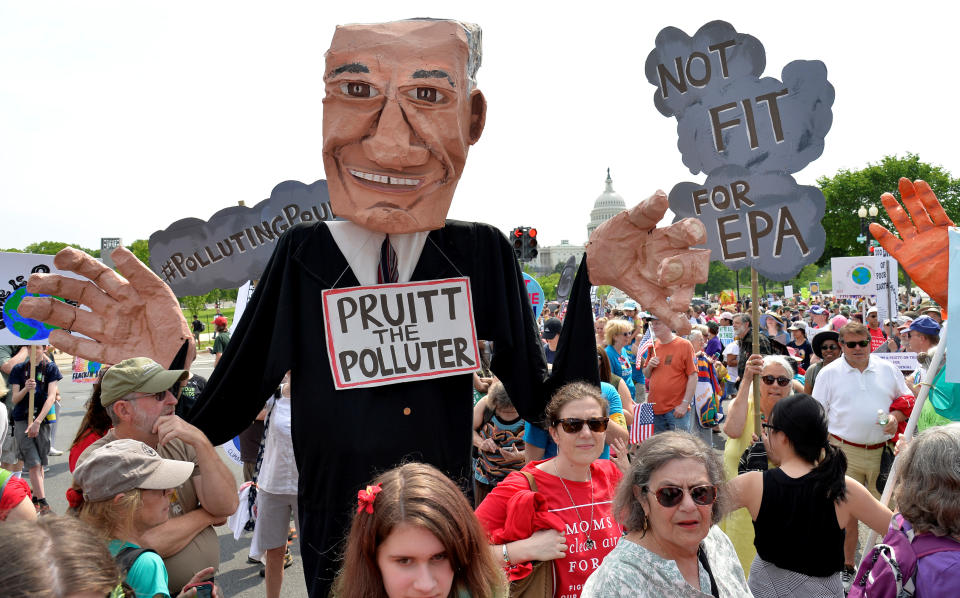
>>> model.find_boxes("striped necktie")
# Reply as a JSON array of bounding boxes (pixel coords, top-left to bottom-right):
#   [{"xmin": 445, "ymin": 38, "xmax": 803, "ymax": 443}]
[{"xmin": 377, "ymin": 234, "xmax": 398, "ymax": 284}]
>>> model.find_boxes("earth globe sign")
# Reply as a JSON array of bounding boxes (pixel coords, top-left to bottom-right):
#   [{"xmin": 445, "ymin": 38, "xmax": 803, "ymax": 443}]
[
  {"xmin": 2, "ymin": 287, "xmax": 60, "ymax": 341},
  {"xmin": 851, "ymin": 267, "xmax": 872, "ymax": 285}
]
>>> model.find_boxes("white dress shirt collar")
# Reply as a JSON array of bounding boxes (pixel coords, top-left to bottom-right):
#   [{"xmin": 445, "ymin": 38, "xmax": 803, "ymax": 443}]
[{"xmin": 326, "ymin": 220, "xmax": 429, "ymax": 286}]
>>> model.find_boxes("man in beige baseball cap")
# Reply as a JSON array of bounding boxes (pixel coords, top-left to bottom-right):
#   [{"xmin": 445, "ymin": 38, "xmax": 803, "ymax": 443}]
[{"xmin": 74, "ymin": 357, "xmax": 238, "ymax": 589}]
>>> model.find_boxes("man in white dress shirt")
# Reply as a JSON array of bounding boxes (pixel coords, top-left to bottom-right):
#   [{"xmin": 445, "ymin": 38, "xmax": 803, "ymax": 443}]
[{"xmin": 812, "ymin": 320, "xmax": 911, "ymax": 580}]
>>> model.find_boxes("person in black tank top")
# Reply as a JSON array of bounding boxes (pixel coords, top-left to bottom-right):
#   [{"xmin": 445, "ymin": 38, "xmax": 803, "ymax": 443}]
[{"xmin": 725, "ymin": 394, "xmax": 894, "ymax": 597}]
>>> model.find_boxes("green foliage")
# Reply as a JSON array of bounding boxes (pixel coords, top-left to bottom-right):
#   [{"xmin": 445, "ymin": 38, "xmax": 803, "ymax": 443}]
[
  {"xmin": 536, "ymin": 273, "xmax": 561, "ymax": 300},
  {"xmin": 817, "ymin": 153, "xmax": 960, "ymax": 265},
  {"xmin": 181, "ymin": 295, "xmax": 205, "ymax": 317},
  {"xmin": 22, "ymin": 241, "xmax": 99, "ymax": 257},
  {"xmin": 695, "ymin": 261, "xmax": 738, "ymax": 295},
  {"xmin": 126, "ymin": 239, "xmax": 150, "ymax": 265}
]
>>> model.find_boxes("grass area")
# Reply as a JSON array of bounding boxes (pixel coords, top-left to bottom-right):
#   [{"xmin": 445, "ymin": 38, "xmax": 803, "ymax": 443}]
[{"xmin": 180, "ymin": 307, "xmax": 236, "ymax": 350}]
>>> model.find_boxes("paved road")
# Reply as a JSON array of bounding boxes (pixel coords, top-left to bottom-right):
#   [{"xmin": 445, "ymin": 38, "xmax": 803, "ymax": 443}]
[{"xmin": 40, "ymin": 352, "xmax": 307, "ymax": 598}]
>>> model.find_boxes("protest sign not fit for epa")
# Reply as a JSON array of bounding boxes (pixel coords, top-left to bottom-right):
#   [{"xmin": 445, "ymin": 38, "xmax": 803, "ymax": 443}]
[
  {"xmin": 322, "ymin": 278, "xmax": 480, "ymax": 390},
  {"xmin": 647, "ymin": 20, "xmax": 834, "ymax": 281}
]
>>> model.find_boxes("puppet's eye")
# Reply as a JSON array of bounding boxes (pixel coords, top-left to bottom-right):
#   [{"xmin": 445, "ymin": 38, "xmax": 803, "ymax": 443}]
[
  {"xmin": 341, "ymin": 82, "xmax": 378, "ymax": 98},
  {"xmin": 406, "ymin": 87, "xmax": 446, "ymax": 104}
]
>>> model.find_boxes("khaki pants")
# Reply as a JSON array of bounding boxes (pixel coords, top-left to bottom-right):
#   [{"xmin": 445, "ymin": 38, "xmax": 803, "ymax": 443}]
[{"xmin": 830, "ymin": 437, "xmax": 883, "ymax": 499}]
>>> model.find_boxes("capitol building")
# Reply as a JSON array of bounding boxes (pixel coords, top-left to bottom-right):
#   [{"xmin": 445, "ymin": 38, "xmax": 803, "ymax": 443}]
[{"xmin": 530, "ymin": 169, "xmax": 626, "ymax": 274}]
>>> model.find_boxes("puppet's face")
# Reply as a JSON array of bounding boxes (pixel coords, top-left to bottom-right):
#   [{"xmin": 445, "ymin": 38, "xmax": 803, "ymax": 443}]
[{"xmin": 322, "ymin": 21, "xmax": 486, "ymax": 233}]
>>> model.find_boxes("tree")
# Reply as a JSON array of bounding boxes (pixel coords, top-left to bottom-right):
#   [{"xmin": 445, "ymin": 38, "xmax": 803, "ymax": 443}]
[
  {"xmin": 536, "ymin": 273, "xmax": 560, "ymax": 301},
  {"xmin": 695, "ymin": 261, "xmax": 738, "ymax": 296},
  {"xmin": 22, "ymin": 241, "xmax": 99, "ymax": 257},
  {"xmin": 818, "ymin": 154, "xmax": 960, "ymax": 265},
  {"xmin": 126, "ymin": 239, "xmax": 150, "ymax": 266},
  {"xmin": 180, "ymin": 295, "xmax": 206, "ymax": 317}
]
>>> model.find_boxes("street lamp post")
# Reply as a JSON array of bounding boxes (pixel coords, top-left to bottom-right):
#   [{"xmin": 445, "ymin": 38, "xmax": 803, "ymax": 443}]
[{"xmin": 857, "ymin": 204, "xmax": 879, "ymax": 254}]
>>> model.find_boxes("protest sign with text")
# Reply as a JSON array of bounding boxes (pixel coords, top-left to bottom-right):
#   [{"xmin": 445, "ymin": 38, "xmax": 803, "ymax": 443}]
[
  {"xmin": 150, "ymin": 179, "xmax": 334, "ymax": 296},
  {"xmin": 874, "ymin": 352, "xmax": 919, "ymax": 372},
  {"xmin": 831, "ymin": 256, "xmax": 880, "ymax": 297},
  {"xmin": 72, "ymin": 356, "xmax": 103, "ymax": 383},
  {"xmin": 322, "ymin": 278, "xmax": 480, "ymax": 390},
  {"xmin": 648, "ymin": 20, "xmax": 833, "ymax": 281},
  {"xmin": 523, "ymin": 273, "xmax": 545, "ymax": 319},
  {"xmin": 0, "ymin": 252, "xmax": 87, "ymax": 345}
]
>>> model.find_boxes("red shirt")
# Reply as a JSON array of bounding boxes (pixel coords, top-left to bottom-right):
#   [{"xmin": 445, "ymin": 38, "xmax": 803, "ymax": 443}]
[
  {"xmin": 69, "ymin": 430, "xmax": 106, "ymax": 473},
  {"xmin": 868, "ymin": 326, "xmax": 886, "ymax": 351},
  {"xmin": 476, "ymin": 459, "xmax": 623, "ymax": 598}
]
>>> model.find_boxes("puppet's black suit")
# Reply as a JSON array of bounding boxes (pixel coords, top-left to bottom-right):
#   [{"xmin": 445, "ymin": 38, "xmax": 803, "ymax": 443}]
[{"xmin": 190, "ymin": 220, "xmax": 599, "ymax": 597}]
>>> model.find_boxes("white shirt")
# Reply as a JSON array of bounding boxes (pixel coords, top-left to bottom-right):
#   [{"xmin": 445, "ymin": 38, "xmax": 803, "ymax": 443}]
[
  {"xmin": 722, "ymin": 341, "xmax": 740, "ymax": 383},
  {"xmin": 258, "ymin": 395, "xmax": 299, "ymax": 495},
  {"xmin": 812, "ymin": 354, "xmax": 912, "ymax": 445},
  {"xmin": 327, "ymin": 220, "xmax": 429, "ymax": 285}
]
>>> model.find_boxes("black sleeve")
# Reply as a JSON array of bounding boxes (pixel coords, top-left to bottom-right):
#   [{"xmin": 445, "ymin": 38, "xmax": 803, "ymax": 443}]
[
  {"xmin": 463, "ymin": 224, "xmax": 598, "ymax": 427},
  {"xmin": 188, "ymin": 230, "xmax": 297, "ymax": 445}
]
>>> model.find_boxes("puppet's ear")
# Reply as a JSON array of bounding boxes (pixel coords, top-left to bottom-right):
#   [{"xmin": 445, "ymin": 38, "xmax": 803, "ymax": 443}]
[{"xmin": 468, "ymin": 90, "xmax": 486, "ymax": 144}]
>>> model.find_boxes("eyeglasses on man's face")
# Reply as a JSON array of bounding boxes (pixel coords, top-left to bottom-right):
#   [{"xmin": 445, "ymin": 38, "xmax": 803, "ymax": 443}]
[{"xmin": 844, "ymin": 340, "xmax": 870, "ymax": 348}]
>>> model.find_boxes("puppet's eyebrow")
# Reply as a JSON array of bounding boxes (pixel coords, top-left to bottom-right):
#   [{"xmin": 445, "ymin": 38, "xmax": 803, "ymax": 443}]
[
  {"xmin": 412, "ymin": 69, "xmax": 455, "ymax": 88},
  {"xmin": 327, "ymin": 63, "xmax": 369, "ymax": 78}
]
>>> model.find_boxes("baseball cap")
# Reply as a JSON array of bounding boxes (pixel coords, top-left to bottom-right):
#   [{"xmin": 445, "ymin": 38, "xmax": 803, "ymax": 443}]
[
  {"xmin": 908, "ymin": 315, "xmax": 941, "ymax": 336},
  {"xmin": 867, "ymin": 306, "xmax": 878, "ymax": 315},
  {"xmin": 622, "ymin": 299, "xmax": 638, "ymax": 311},
  {"xmin": 918, "ymin": 300, "xmax": 942, "ymax": 315},
  {"xmin": 542, "ymin": 318, "xmax": 563, "ymax": 340},
  {"xmin": 809, "ymin": 305, "xmax": 827, "ymax": 315},
  {"xmin": 719, "ymin": 311, "xmax": 734, "ymax": 321},
  {"xmin": 73, "ymin": 439, "xmax": 195, "ymax": 502},
  {"xmin": 213, "ymin": 315, "xmax": 229, "ymax": 327},
  {"xmin": 787, "ymin": 321, "xmax": 807, "ymax": 332},
  {"xmin": 100, "ymin": 357, "xmax": 189, "ymax": 407}
]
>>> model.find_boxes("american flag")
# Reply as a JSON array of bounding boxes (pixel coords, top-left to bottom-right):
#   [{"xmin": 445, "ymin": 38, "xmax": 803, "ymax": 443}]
[
  {"xmin": 630, "ymin": 402, "xmax": 655, "ymax": 444},
  {"xmin": 634, "ymin": 328, "xmax": 655, "ymax": 369}
]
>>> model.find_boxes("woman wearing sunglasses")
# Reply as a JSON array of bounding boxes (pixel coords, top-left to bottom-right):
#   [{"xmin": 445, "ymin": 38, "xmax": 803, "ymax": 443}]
[
  {"xmin": 719, "ymin": 353, "xmax": 799, "ymax": 575},
  {"xmin": 582, "ymin": 432, "xmax": 751, "ymax": 597},
  {"xmin": 476, "ymin": 382, "xmax": 625, "ymax": 598},
  {"xmin": 804, "ymin": 331, "xmax": 842, "ymax": 395},
  {"xmin": 726, "ymin": 394, "xmax": 892, "ymax": 597}
]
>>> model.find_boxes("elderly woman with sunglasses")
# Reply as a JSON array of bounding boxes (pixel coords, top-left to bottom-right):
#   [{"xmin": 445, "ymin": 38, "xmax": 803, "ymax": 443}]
[
  {"xmin": 477, "ymin": 382, "xmax": 626, "ymax": 598},
  {"xmin": 582, "ymin": 432, "xmax": 751, "ymax": 597},
  {"xmin": 719, "ymin": 353, "xmax": 800, "ymax": 574}
]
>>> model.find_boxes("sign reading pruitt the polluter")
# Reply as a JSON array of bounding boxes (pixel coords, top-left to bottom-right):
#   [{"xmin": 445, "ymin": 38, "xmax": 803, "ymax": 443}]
[
  {"xmin": 647, "ymin": 20, "xmax": 833, "ymax": 281},
  {"xmin": 322, "ymin": 278, "xmax": 480, "ymax": 390}
]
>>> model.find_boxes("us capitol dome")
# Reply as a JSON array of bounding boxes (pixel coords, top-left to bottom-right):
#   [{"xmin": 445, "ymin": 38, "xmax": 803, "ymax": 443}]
[{"xmin": 587, "ymin": 168, "xmax": 626, "ymax": 238}]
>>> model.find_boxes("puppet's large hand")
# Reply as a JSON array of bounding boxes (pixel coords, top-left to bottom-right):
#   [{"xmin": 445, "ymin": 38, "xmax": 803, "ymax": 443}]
[
  {"xmin": 586, "ymin": 190, "xmax": 710, "ymax": 335},
  {"xmin": 870, "ymin": 178, "xmax": 953, "ymax": 308},
  {"xmin": 19, "ymin": 247, "xmax": 195, "ymax": 367}
]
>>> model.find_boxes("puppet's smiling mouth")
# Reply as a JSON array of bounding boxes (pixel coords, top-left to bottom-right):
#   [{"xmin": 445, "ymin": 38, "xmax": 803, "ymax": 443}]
[{"xmin": 349, "ymin": 169, "xmax": 422, "ymax": 190}]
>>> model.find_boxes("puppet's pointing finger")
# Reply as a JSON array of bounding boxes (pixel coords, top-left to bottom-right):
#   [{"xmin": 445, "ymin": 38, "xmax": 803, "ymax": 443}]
[
  {"xmin": 661, "ymin": 217, "xmax": 708, "ymax": 249},
  {"xmin": 26, "ymin": 274, "xmax": 115, "ymax": 312},
  {"xmin": 47, "ymin": 331, "xmax": 112, "ymax": 365},
  {"xmin": 50, "ymin": 247, "xmax": 128, "ymax": 298},
  {"xmin": 19, "ymin": 296, "xmax": 106, "ymax": 338},
  {"xmin": 626, "ymin": 190, "xmax": 670, "ymax": 230},
  {"xmin": 914, "ymin": 180, "xmax": 954, "ymax": 227},
  {"xmin": 656, "ymin": 249, "xmax": 711, "ymax": 287}
]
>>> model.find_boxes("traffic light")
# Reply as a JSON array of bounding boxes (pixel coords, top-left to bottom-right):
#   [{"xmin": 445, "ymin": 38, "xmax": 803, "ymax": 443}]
[
  {"xmin": 525, "ymin": 227, "xmax": 538, "ymax": 260},
  {"xmin": 511, "ymin": 227, "xmax": 523, "ymax": 259}
]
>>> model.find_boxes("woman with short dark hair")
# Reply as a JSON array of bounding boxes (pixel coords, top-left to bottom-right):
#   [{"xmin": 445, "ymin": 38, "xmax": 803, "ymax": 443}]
[{"xmin": 582, "ymin": 432, "xmax": 750, "ymax": 597}]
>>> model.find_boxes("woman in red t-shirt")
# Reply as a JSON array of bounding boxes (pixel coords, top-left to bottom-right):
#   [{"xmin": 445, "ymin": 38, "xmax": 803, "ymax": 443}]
[
  {"xmin": 68, "ymin": 368, "xmax": 112, "ymax": 473},
  {"xmin": 476, "ymin": 382, "xmax": 624, "ymax": 598}
]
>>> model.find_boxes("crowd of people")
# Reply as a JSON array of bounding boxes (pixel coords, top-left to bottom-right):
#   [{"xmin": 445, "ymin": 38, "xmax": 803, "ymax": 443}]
[{"xmin": 1, "ymin": 286, "xmax": 959, "ymax": 597}]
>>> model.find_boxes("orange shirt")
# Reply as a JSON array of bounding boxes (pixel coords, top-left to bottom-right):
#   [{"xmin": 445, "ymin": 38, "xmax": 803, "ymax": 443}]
[{"xmin": 645, "ymin": 337, "xmax": 696, "ymax": 414}]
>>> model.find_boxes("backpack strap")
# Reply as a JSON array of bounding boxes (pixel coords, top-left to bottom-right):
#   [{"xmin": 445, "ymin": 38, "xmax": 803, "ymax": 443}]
[{"xmin": 114, "ymin": 546, "xmax": 158, "ymax": 576}]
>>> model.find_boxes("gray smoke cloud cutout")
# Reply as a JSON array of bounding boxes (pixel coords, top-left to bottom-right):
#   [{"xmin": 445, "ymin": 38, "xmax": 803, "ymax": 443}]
[
  {"xmin": 669, "ymin": 167, "xmax": 826, "ymax": 280},
  {"xmin": 149, "ymin": 179, "xmax": 334, "ymax": 296},
  {"xmin": 646, "ymin": 21, "xmax": 834, "ymax": 176}
]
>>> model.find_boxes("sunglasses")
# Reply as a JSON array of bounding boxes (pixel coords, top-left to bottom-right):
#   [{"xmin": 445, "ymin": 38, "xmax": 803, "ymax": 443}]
[
  {"xmin": 131, "ymin": 391, "xmax": 167, "ymax": 402},
  {"xmin": 556, "ymin": 417, "xmax": 609, "ymax": 434},
  {"xmin": 844, "ymin": 340, "xmax": 870, "ymax": 348},
  {"xmin": 760, "ymin": 375, "xmax": 791, "ymax": 387},
  {"xmin": 645, "ymin": 484, "xmax": 718, "ymax": 508},
  {"xmin": 820, "ymin": 343, "xmax": 840, "ymax": 351}
]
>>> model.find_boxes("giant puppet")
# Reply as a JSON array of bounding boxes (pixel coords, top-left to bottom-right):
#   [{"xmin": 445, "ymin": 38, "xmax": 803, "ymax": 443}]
[{"xmin": 21, "ymin": 19, "xmax": 711, "ymax": 596}]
